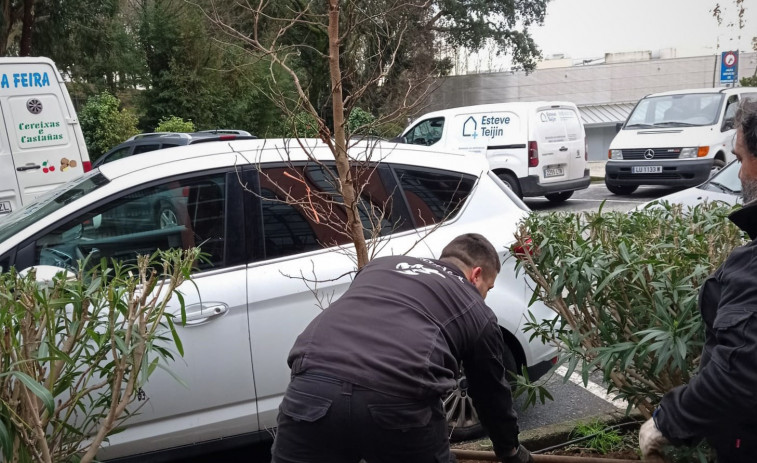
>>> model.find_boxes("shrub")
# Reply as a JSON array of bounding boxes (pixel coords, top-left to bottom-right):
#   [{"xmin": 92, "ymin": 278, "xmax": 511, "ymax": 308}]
[
  {"xmin": 154, "ymin": 115, "xmax": 195, "ymax": 133},
  {"xmin": 79, "ymin": 92, "xmax": 139, "ymax": 161},
  {"xmin": 0, "ymin": 248, "xmax": 199, "ymax": 463},
  {"xmin": 512, "ymin": 201, "xmax": 746, "ymax": 418}
]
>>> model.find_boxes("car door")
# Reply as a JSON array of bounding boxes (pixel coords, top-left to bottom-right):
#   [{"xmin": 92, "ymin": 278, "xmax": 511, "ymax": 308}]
[
  {"xmin": 18, "ymin": 169, "xmax": 257, "ymax": 459},
  {"xmin": 0, "ymin": 103, "xmax": 19, "ymax": 218},
  {"xmin": 245, "ymin": 162, "xmax": 411, "ymax": 431}
]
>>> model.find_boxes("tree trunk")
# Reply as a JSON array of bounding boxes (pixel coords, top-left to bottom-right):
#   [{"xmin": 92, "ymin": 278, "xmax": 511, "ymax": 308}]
[
  {"xmin": 327, "ymin": 0, "xmax": 369, "ymax": 269},
  {"xmin": 19, "ymin": 0, "xmax": 34, "ymax": 56}
]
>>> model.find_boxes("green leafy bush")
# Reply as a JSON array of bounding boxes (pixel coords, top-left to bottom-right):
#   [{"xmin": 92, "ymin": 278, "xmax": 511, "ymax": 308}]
[
  {"xmin": 0, "ymin": 249, "xmax": 198, "ymax": 463},
  {"xmin": 513, "ymin": 201, "xmax": 746, "ymax": 418},
  {"xmin": 154, "ymin": 115, "xmax": 195, "ymax": 133},
  {"xmin": 79, "ymin": 91, "xmax": 139, "ymax": 161}
]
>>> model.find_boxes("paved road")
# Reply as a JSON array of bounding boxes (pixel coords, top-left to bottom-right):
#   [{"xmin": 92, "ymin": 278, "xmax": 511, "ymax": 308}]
[{"xmin": 180, "ymin": 182, "xmax": 681, "ymax": 462}]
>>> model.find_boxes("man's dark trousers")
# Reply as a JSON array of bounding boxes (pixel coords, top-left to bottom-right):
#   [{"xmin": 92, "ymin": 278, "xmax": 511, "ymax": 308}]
[{"xmin": 271, "ymin": 372, "xmax": 452, "ymax": 463}]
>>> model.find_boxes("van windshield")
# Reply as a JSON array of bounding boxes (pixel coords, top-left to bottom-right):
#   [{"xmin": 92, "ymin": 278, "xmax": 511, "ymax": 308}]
[
  {"xmin": 0, "ymin": 170, "xmax": 109, "ymax": 243},
  {"xmin": 625, "ymin": 93, "xmax": 724, "ymax": 128}
]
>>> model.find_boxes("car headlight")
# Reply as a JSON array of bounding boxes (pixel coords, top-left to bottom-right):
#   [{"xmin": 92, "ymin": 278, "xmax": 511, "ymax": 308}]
[
  {"xmin": 680, "ymin": 147, "xmax": 698, "ymax": 158},
  {"xmin": 610, "ymin": 149, "xmax": 623, "ymax": 160}
]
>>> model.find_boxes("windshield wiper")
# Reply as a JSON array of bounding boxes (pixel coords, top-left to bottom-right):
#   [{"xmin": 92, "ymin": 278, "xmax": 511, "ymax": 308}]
[
  {"xmin": 624, "ymin": 123, "xmax": 654, "ymax": 129},
  {"xmin": 653, "ymin": 121, "xmax": 700, "ymax": 127},
  {"xmin": 707, "ymin": 180, "xmax": 739, "ymax": 195}
]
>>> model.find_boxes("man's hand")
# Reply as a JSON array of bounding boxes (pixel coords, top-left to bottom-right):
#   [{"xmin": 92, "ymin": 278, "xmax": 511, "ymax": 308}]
[
  {"xmin": 639, "ymin": 418, "xmax": 669, "ymax": 461},
  {"xmin": 502, "ymin": 445, "xmax": 533, "ymax": 463}
]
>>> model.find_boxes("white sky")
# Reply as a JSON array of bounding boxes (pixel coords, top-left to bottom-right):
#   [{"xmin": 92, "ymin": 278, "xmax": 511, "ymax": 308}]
[
  {"xmin": 531, "ymin": 0, "xmax": 756, "ymax": 60},
  {"xmin": 455, "ymin": 0, "xmax": 756, "ymax": 73}
]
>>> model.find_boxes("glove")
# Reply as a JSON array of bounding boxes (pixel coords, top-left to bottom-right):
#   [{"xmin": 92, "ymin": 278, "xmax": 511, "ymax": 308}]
[
  {"xmin": 502, "ymin": 445, "xmax": 533, "ymax": 463},
  {"xmin": 639, "ymin": 417, "xmax": 669, "ymax": 461}
]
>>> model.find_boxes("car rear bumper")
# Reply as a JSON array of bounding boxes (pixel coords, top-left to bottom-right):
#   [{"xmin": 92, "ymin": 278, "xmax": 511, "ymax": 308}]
[
  {"xmin": 520, "ymin": 170, "xmax": 591, "ymax": 196},
  {"xmin": 605, "ymin": 159, "xmax": 713, "ymax": 187}
]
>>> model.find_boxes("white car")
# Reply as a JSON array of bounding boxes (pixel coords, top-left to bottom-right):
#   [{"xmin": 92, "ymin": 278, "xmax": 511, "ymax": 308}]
[
  {"xmin": 0, "ymin": 139, "xmax": 557, "ymax": 461},
  {"xmin": 637, "ymin": 159, "xmax": 742, "ymax": 210}
]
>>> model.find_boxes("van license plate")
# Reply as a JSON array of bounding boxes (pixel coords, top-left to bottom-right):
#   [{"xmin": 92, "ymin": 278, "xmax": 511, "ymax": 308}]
[
  {"xmin": 632, "ymin": 166, "xmax": 662, "ymax": 174},
  {"xmin": 0, "ymin": 201, "xmax": 11, "ymax": 215},
  {"xmin": 544, "ymin": 167, "xmax": 564, "ymax": 178}
]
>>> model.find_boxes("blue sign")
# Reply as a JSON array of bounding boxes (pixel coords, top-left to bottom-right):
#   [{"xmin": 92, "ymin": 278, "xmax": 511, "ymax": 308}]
[{"xmin": 721, "ymin": 51, "xmax": 739, "ymax": 83}]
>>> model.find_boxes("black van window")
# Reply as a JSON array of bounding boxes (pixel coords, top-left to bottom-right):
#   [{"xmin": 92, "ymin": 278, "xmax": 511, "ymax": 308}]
[{"xmin": 394, "ymin": 167, "xmax": 476, "ymax": 227}]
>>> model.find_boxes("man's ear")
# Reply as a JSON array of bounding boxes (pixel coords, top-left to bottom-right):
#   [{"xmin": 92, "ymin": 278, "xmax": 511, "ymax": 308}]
[{"xmin": 469, "ymin": 266, "xmax": 482, "ymax": 283}]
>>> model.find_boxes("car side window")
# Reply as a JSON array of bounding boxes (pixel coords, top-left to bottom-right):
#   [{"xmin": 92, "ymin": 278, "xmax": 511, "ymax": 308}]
[
  {"xmin": 258, "ymin": 164, "xmax": 406, "ymax": 260},
  {"xmin": 393, "ymin": 166, "xmax": 476, "ymax": 227},
  {"xmin": 404, "ymin": 117, "xmax": 444, "ymax": 146},
  {"xmin": 101, "ymin": 146, "xmax": 131, "ymax": 164},
  {"xmin": 33, "ymin": 174, "xmax": 228, "ymax": 272}
]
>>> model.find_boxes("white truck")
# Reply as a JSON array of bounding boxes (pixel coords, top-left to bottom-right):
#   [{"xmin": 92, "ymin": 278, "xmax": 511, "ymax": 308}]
[
  {"xmin": 397, "ymin": 102, "xmax": 590, "ymax": 202},
  {"xmin": 605, "ymin": 87, "xmax": 757, "ymax": 195},
  {"xmin": 0, "ymin": 57, "xmax": 91, "ymax": 218}
]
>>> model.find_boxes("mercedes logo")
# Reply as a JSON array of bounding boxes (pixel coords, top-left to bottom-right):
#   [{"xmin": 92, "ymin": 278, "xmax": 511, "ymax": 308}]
[
  {"xmin": 644, "ymin": 149, "xmax": 655, "ymax": 160},
  {"xmin": 27, "ymin": 99, "xmax": 43, "ymax": 114}
]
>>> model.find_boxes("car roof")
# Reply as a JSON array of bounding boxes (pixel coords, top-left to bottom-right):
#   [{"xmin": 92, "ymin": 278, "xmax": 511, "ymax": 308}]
[
  {"xmin": 646, "ymin": 87, "xmax": 757, "ymax": 98},
  {"xmin": 96, "ymin": 138, "xmax": 490, "ymax": 181},
  {"xmin": 407, "ymin": 101, "xmax": 579, "ymax": 122}
]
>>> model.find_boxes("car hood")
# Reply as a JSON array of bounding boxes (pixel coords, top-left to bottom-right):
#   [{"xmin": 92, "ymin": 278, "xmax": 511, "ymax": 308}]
[{"xmin": 636, "ymin": 185, "xmax": 742, "ymax": 211}]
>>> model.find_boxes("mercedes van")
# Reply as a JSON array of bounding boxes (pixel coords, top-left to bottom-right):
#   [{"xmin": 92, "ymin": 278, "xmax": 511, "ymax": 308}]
[
  {"xmin": 605, "ymin": 87, "xmax": 757, "ymax": 195},
  {"xmin": 0, "ymin": 57, "xmax": 90, "ymax": 219},
  {"xmin": 398, "ymin": 102, "xmax": 590, "ymax": 202}
]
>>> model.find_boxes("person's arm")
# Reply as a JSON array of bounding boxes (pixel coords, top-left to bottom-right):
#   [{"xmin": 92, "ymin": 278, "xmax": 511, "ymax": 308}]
[
  {"xmin": 463, "ymin": 318, "xmax": 520, "ymax": 458},
  {"xmin": 656, "ymin": 246, "xmax": 757, "ymax": 442}
]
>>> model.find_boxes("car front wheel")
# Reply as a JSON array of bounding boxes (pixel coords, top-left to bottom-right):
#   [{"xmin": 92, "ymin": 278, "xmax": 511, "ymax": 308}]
[
  {"xmin": 545, "ymin": 191, "xmax": 574, "ymax": 202},
  {"xmin": 445, "ymin": 344, "xmax": 517, "ymax": 442},
  {"xmin": 605, "ymin": 183, "xmax": 638, "ymax": 195}
]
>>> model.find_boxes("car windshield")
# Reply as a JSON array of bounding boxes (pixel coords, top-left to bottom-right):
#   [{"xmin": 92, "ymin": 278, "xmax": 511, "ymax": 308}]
[
  {"xmin": 0, "ymin": 170, "xmax": 109, "ymax": 243},
  {"xmin": 626, "ymin": 93, "xmax": 724, "ymax": 128},
  {"xmin": 702, "ymin": 160, "xmax": 741, "ymax": 195}
]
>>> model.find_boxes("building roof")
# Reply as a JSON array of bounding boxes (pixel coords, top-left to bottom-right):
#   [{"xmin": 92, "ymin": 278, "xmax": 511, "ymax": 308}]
[{"xmin": 578, "ymin": 102, "xmax": 636, "ymax": 127}]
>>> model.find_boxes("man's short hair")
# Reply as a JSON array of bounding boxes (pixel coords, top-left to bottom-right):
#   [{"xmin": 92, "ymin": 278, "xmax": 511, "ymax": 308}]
[
  {"xmin": 735, "ymin": 98, "xmax": 757, "ymax": 158},
  {"xmin": 440, "ymin": 233, "xmax": 501, "ymax": 275}
]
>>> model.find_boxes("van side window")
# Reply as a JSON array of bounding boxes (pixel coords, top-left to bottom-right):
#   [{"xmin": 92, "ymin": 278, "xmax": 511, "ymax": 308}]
[
  {"xmin": 393, "ymin": 167, "xmax": 475, "ymax": 227},
  {"xmin": 404, "ymin": 118, "xmax": 444, "ymax": 146},
  {"xmin": 723, "ymin": 95, "xmax": 740, "ymax": 131}
]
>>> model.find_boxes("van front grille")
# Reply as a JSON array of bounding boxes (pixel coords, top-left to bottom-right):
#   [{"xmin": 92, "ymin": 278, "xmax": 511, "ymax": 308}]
[{"xmin": 622, "ymin": 148, "xmax": 682, "ymax": 160}]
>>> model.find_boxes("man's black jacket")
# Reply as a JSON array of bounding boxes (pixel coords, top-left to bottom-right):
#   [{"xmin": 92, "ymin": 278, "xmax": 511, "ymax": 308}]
[
  {"xmin": 288, "ymin": 255, "xmax": 520, "ymax": 453},
  {"xmin": 656, "ymin": 201, "xmax": 757, "ymax": 442}
]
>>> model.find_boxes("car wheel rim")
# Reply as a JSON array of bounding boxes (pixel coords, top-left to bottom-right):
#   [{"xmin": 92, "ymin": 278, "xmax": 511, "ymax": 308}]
[
  {"xmin": 443, "ymin": 379, "xmax": 480, "ymax": 431},
  {"xmin": 160, "ymin": 209, "xmax": 178, "ymax": 228}
]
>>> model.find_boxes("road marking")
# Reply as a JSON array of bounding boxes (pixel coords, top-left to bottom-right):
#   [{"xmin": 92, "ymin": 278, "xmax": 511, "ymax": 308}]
[
  {"xmin": 556, "ymin": 366, "xmax": 629, "ymax": 410},
  {"xmin": 568, "ymin": 198, "xmax": 642, "ymax": 204}
]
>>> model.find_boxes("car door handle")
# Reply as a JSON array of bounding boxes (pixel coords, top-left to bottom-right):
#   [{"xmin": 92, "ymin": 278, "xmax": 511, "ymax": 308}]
[
  {"xmin": 17, "ymin": 164, "xmax": 41, "ymax": 171},
  {"xmin": 183, "ymin": 303, "xmax": 229, "ymax": 326},
  {"xmin": 559, "ymin": 146, "xmax": 568, "ymax": 152}
]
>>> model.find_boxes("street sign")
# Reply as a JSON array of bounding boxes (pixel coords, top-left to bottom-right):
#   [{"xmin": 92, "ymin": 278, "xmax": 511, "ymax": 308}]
[{"xmin": 721, "ymin": 50, "xmax": 739, "ymax": 83}]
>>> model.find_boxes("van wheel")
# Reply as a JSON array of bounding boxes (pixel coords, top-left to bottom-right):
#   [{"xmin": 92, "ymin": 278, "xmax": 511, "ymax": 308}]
[
  {"xmin": 545, "ymin": 191, "xmax": 573, "ymax": 202},
  {"xmin": 606, "ymin": 183, "xmax": 638, "ymax": 195},
  {"xmin": 445, "ymin": 345, "xmax": 517, "ymax": 442},
  {"xmin": 711, "ymin": 158, "xmax": 726, "ymax": 174},
  {"xmin": 497, "ymin": 173, "xmax": 522, "ymax": 198}
]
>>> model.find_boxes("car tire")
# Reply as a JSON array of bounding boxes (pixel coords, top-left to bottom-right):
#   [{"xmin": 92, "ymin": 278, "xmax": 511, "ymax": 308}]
[
  {"xmin": 445, "ymin": 343, "xmax": 517, "ymax": 442},
  {"xmin": 545, "ymin": 191, "xmax": 574, "ymax": 202},
  {"xmin": 605, "ymin": 183, "xmax": 638, "ymax": 195},
  {"xmin": 157, "ymin": 202, "xmax": 179, "ymax": 229},
  {"xmin": 497, "ymin": 173, "xmax": 522, "ymax": 198}
]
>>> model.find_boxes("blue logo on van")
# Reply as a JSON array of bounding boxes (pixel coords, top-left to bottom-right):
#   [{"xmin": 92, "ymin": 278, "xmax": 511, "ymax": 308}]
[{"xmin": 462, "ymin": 116, "xmax": 478, "ymax": 139}]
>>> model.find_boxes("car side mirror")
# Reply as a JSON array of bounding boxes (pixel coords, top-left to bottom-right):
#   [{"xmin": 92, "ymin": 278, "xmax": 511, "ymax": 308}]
[
  {"xmin": 615, "ymin": 122, "xmax": 623, "ymax": 133},
  {"xmin": 722, "ymin": 119, "xmax": 734, "ymax": 132},
  {"xmin": 19, "ymin": 265, "xmax": 77, "ymax": 286},
  {"xmin": 388, "ymin": 136, "xmax": 407, "ymax": 144}
]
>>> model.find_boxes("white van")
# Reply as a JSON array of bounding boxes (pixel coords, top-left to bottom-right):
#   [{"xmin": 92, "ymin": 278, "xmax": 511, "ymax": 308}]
[
  {"xmin": 0, "ymin": 57, "xmax": 90, "ymax": 218},
  {"xmin": 398, "ymin": 102, "xmax": 590, "ymax": 202},
  {"xmin": 605, "ymin": 87, "xmax": 757, "ymax": 195}
]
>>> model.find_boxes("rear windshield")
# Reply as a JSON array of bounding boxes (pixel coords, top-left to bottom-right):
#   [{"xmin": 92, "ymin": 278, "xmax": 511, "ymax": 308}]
[
  {"xmin": 626, "ymin": 93, "xmax": 724, "ymax": 128},
  {"xmin": 0, "ymin": 171, "xmax": 109, "ymax": 243}
]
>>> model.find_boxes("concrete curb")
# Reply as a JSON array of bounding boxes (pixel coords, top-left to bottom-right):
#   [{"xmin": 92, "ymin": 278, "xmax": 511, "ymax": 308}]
[{"xmin": 451, "ymin": 411, "xmax": 644, "ymax": 454}]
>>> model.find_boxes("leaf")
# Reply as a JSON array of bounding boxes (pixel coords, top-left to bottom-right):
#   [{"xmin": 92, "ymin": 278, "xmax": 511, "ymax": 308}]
[
  {"xmin": 166, "ymin": 315, "xmax": 184, "ymax": 357},
  {"xmin": 1, "ymin": 371, "xmax": 55, "ymax": 416},
  {"xmin": 0, "ymin": 419, "xmax": 12, "ymax": 460}
]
